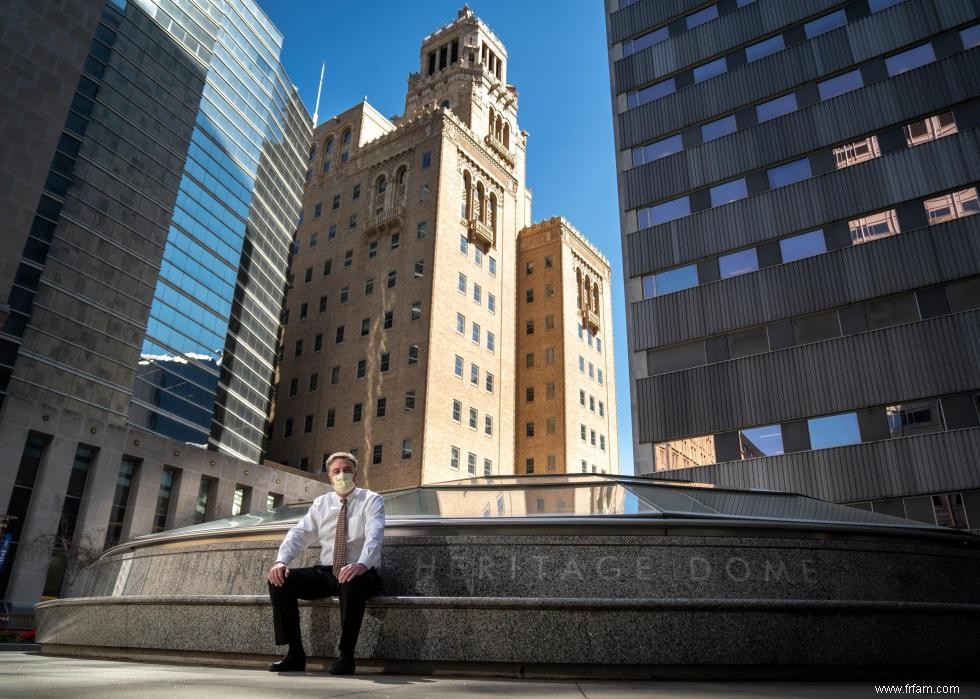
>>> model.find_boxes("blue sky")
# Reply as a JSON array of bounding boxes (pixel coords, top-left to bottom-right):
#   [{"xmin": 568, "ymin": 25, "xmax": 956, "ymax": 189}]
[{"xmin": 258, "ymin": 0, "xmax": 634, "ymax": 473}]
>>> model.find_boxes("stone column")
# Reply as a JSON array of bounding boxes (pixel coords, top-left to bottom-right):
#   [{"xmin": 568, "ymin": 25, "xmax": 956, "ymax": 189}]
[
  {"xmin": 75, "ymin": 444, "xmax": 125, "ymax": 552},
  {"xmin": 124, "ymin": 457, "xmax": 165, "ymax": 540}
]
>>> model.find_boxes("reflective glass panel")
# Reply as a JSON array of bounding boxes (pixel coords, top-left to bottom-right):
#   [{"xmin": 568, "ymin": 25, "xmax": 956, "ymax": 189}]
[
  {"xmin": 729, "ymin": 326, "xmax": 769, "ymax": 358},
  {"xmin": 780, "ymin": 229, "xmax": 826, "ymax": 262},
  {"xmin": 793, "ymin": 310, "xmax": 840, "ymax": 344},
  {"xmin": 628, "ymin": 78, "xmax": 675, "ymax": 109},
  {"xmin": 633, "ymin": 134, "xmax": 682, "ymax": 167},
  {"xmin": 804, "ymin": 10, "xmax": 846, "ymax": 39},
  {"xmin": 740, "ymin": 425, "xmax": 784, "ymax": 457},
  {"xmin": 947, "ymin": 277, "xmax": 980, "ymax": 312},
  {"xmin": 923, "ymin": 187, "xmax": 980, "ymax": 225},
  {"xmin": 962, "ymin": 24, "xmax": 980, "ymax": 50},
  {"xmin": 623, "ymin": 26, "xmax": 669, "ymax": 57},
  {"xmin": 865, "ymin": 293, "xmax": 919, "ymax": 329},
  {"xmin": 648, "ymin": 264, "xmax": 698, "ymax": 297},
  {"xmin": 710, "ymin": 178, "xmax": 748, "ymax": 207},
  {"xmin": 885, "ymin": 43, "xmax": 936, "ymax": 77},
  {"xmin": 834, "ymin": 135, "xmax": 881, "ymax": 169},
  {"xmin": 694, "ymin": 57, "xmax": 727, "ymax": 83},
  {"xmin": 746, "ymin": 34, "xmax": 784, "ymax": 62},
  {"xmin": 886, "ymin": 399, "xmax": 943, "ymax": 438},
  {"xmin": 719, "ymin": 248, "xmax": 758, "ymax": 278},
  {"xmin": 869, "ymin": 0, "xmax": 903, "ymax": 10},
  {"xmin": 849, "ymin": 209, "xmax": 900, "ymax": 244},
  {"xmin": 808, "ymin": 412, "xmax": 861, "ymax": 449},
  {"xmin": 756, "ymin": 93, "xmax": 797, "ymax": 122},
  {"xmin": 656, "ymin": 436, "xmax": 716, "ymax": 470},
  {"xmin": 701, "ymin": 115, "xmax": 737, "ymax": 142},
  {"xmin": 818, "ymin": 70, "xmax": 863, "ymax": 101},
  {"xmin": 638, "ymin": 195, "xmax": 690, "ymax": 227},
  {"xmin": 647, "ymin": 340, "xmax": 706, "ymax": 375},
  {"xmin": 686, "ymin": 4, "xmax": 718, "ymax": 30},
  {"xmin": 768, "ymin": 158, "xmax": 811, "ymax": 189},
  {"xmin": 904, "ymin": 112, "xmax": 957, "ymax": 146}
]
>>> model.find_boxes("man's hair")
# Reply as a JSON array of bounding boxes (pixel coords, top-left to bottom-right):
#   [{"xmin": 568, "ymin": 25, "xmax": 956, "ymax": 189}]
[{"xmin": 325, "ymin": 451, "xmax": 358, "ymax": 471}]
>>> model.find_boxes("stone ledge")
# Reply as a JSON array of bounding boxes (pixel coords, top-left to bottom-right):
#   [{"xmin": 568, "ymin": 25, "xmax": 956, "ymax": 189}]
[{"xmin": 35, "ymin": 594, "xmax": 980, "ymax": 615}]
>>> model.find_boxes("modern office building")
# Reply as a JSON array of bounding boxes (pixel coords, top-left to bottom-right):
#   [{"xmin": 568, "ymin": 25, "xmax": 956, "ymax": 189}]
[
  {"xmin": 516, "ymin": 218, "xmax": 619, "ymax": 477},
  {"xmin": 605, "ymin": 0, "xmax": 980, "ymax": 530},
  {"xmin": 266, "ymin": 7, "xmax": 619, "ymax": 489},
  {"xmin": 0, "ymin": 0, "xmax": 323, "ymax": 605}
]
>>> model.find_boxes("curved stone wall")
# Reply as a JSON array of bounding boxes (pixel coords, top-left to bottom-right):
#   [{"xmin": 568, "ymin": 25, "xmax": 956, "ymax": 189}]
[{"xmin": 36, "ymin": 519, "xmax": 980, "ymax": 677}]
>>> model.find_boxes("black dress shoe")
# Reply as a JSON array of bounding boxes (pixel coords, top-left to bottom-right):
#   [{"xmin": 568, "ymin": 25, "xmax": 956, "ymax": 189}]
[
  {"xmin": 268, "ymin": 654, "xmax": 306, "ymax": 672},
  {"xmin": 327, "ymin": 656, "xmax": 356, "ymax": 675}
]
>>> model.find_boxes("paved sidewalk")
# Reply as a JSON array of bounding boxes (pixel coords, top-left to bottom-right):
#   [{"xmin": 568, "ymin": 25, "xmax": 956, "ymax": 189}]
[{"xmin": 1, "ymin": 653, "xmax": 977, "ymax": 698}]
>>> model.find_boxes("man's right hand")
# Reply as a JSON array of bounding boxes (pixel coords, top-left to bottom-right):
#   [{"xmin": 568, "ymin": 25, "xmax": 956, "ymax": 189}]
[{"xmin": 267, "ymin": 562, "xmax": 289, "ymax": 586}]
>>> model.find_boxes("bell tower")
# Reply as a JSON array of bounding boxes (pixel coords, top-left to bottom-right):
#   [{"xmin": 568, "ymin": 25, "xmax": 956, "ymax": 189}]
[{"xmin": 404, "ymin": 5, "xmax": 519, "ymax": 151}]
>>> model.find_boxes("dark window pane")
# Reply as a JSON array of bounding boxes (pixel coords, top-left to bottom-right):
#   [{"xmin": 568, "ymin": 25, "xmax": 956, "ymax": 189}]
[
  {"xmin": 793, "ymin": 310, "xmax": 840, "ymax": 344},
  {"xmin": 729, "ymin": 326, "xmax": 769, "ymax": 358},
  {"xmin": 865, "ymin": 293, "xmax": 918, "ymax": 329},
  {"xmin": 647, "ymin": 340, "xmax": 706, "ymax": 375}
]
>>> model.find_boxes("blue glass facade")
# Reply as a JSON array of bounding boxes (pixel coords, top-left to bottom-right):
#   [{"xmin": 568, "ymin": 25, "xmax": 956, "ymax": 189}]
[{"xmin": 128, "ymin": 0, "xmax": 309, "ymax": 460}]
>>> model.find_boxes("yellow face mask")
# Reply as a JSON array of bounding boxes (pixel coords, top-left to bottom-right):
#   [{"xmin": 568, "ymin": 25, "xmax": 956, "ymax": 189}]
[{"xmin": 332, "ymin": 474, "xmax": 354, "ymax": 495}]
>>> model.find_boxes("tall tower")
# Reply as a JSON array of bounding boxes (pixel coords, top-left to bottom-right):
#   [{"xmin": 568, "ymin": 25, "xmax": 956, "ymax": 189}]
[
  {"xmin": 516, "ymin": 218, "xmax": 619, "ymax": 476},
  {"xmin": 605, "ymin": 0, "xmax": 980, "ymax": 531},
  {"xmin": 267, "ymin": 7, "xmax": 530, "ymax": 489}
]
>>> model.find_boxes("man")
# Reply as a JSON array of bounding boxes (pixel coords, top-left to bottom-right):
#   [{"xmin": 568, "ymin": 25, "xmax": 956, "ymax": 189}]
[{"xmin": 266, "ymin": 452, "xmax": 384, "ymax": 675}]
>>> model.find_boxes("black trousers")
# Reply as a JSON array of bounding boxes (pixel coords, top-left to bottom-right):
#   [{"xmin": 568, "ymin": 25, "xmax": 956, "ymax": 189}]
[{"xmin": 268, "ymin": 565, "xmax": 382, "ymax": 657}]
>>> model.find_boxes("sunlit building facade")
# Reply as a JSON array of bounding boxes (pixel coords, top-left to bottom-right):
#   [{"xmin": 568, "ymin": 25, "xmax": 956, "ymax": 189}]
[
  {"xmin": 606, "ymin": 0, "xmax": 980, "ymax": 531},
  {"xmin": 0, "ymin": 0, "xmax": 321, "ymax": 606}
]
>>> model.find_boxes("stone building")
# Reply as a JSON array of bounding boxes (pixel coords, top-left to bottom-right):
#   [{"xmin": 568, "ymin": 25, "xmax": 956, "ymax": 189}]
[
  {"xmin": 0, "ymin": 0, "xmax": 324, "ymax": 605},
  {"xmin": 516, "ymin": 218, "xmax": 618, "ymax": 477},
  {"xmin": 266, "ymin": 7, "xmax": 619, "ymax": 488},
  {"xmin": 605, "ymin": 0, "xmax": 980, "ymax": 531}
]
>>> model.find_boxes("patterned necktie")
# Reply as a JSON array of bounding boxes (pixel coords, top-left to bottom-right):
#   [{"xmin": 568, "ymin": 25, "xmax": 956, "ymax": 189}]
[{"xmin": 333, "ymin": 497, "xmax": 348, "ymax": 571}]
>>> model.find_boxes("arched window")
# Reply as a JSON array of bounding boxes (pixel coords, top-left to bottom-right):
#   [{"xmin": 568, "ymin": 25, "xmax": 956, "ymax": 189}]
[
  {"xmin": 575, "ymin": 268, "xmax": 583, "ymax": 309},
  {"xmin": 440, "ymin": 99, "xmax": 451, "ymax": 110},
  {"xmin": 396, "ymin": 166, "xmax": 407, "ymax": 185},
  {"xmin": 584, "ymin": 275, "xmax": 592, "ymax": 311},
  {"xmin": 461, "ymin": 171, "xmax": 471, "ymax": 220},
  {"xmin": 488, "ymin": 108, "xmax": 495, "ymax": 137},
  {"xmin": 342, "ymin": 129, "xmax": 351, "ymax": 145},
  {"xmin": 503, "ymin": 122, "xmax": 510, "ymax": 150},
  {"xmin": 375, "ymin": 175, "xmax": 387, "ymax": 214},
  {"xmin": 495, "ymin": 115, "xmax": 503, "ymax": 142},
  {"xmin": 308, "ymin": 144, "xmax": 316, "ymax": 162},
  {"xmin": 488, "ymin": 193, "xmax": 498, "ymax": 233},
  {"xmin": 592, "ymin": 283, "xmax": 600, "ymax": 314},
  {"xmin": 325, "ymin": 137, "xmax": 334, "ymax": 154},
  {"xmin": 475, "ymin": 182, "xmax": 485, "ymax": 223}
]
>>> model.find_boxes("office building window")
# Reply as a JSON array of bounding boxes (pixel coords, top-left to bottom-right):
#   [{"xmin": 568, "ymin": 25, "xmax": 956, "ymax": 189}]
[
  {"xmin": 151, "ymin": 465, "xmax": 177, "ymax": 534},
  {"xmin": 642, "ymin": 264, "xmax": 697, "ymax": 299},
  {"xmin": 709, "ymin": 178, "xmax": 747, "ymax": 207},
  {"xmin": 780, "ymin": 229, "xmax": 826, "ymax": 262},
  {"xmin": 804, "ymin": 9, "xmax": 846, "ymax": 39},
  {"xmin": 746, "ymin": 34, "xmax": 784, "ymax": 63},
  {"xmin": 485, "ymin": 415, "xmax": 493, "ymax": 436},
  {"xmin": 849, "ymin": 209, "xmax": 900, "ymax": 245},
  {"xmin": 454, "ymin": 355, "xmax": 464, "ymax": 377},
  {"xmin": 376, "ymin": 397, "xmax": 387, "ymax": 418},
  {"xmin": 458, "ymin": 272, "xmax": 466, "ymax": 293},
  {"xmin": 485, "ymin": 373, "xmax": 494, "ymax": 393},
  {"xmin": 405, "ymin": 390, "xmax": 416, "ymax": 411},
  {"xmin": 470, "ymin": 363, "xmax": 479, "ymax": 386},
  {"xmin": 469, "ymin": 407, "xmax": 478, "ymax": 429},
  {"xmin": 408, "ymin": 344, "xmax": 419, "ymax": 364},
  {"xmin": 380, "ymin": 353, "xmax": 390, "ymax": 372},
  {"xmin": 353, "ymin": 403, "xmax": 362, "ymax": 422},
  {"xmin": 192, "ymin": 475, "xmax": 214, "ymax": 526},
  {"xmin": 693, "ymin": 57, "xmax": 726, "ymax": 84},
  {"xmin": 638, "ymin": 195, "xmax": 689, "ymax": 228},
  {"xmin": 756, "ymin": 93, "xmax": 797, "ymax": 123},
  {"xmin": 450, "ymin": 446, "xmax": 460, "ymax": 470},
  {"xmin": 817, "ymin": 70, "xmax": 863, "ymax": 101},
  {"xmin": 452, "ymin": 400, "xmax": 462, "ymax": 422},
  {"xmin": 402, "ymin": 440, "xmax": 413, "ymax": 459},
  {"xmin": 719, "ymin": 248, "xmax": 759, "ymax": 279},
  {"xmin": 372, "ymin": 444, "xmax": 383, "ymax": 465},
  {"xmin": 885, "ymin": 43, "xmax": 936, "ymax": 77},
  {"xmin": 768, "ymin": 158, "xmax": 811, "ymax": 189},
  {"xmin": 808, "ymin": 412, "xmax": 861, "ymax": 449}
]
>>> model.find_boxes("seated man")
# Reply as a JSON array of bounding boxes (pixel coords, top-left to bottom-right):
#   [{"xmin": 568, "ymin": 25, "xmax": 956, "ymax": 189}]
[{"xmin": 266, "ymin": 451, "xmax": 384, "ymax": 675}]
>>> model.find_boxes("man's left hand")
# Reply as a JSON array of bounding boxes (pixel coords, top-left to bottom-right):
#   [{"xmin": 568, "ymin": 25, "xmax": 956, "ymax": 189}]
[{"xmin": 337, "ymin": 562, "xmax": 367, "ymax": 583}]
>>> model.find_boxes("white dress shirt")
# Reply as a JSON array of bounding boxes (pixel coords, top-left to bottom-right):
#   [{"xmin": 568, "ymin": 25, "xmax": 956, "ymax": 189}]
[{"xmin": 275, "ymin": 487, "xmax": 385, "ymax": 570}]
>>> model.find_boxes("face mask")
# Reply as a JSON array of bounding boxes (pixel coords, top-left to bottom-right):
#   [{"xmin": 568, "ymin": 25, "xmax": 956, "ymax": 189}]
[{"xmin": 332, "ymin": 474, "xmax": 354, "ymax": 495}]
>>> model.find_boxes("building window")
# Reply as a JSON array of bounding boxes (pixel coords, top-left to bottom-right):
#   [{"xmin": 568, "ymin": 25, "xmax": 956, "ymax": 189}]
[
  {"xmin": 489, "ymin": 256, "xmax": 496, "ymax": 276},
  {"xmin": 834, "ymin": 135, "xmax": 881, "ymax": 169},
  {"xmin": 452, "ymin": 400, "xmax": 462, "ymax": 422},
  {"xmin": 283, "ymin": 419, "xmax": 293, "ymax": 438},
  {"xmin": 885, "ymin": 43, "xmax": 937, "ymax": 77},
  {"xmin": 849, "ymin": 209, "xmax": 900, "ymax": 245},
  {"xmin": 526, "ymin": 352, "xmax": 535, "ymax": 368},
  {"xmin": 485, "ymin": 415, "xmax": 493, "ymax": 436},
  {"xmin": 473, "ymin": 283, "xmax": 482, "ymax": 304},
  {"xmin": 408, "ymin": 345, "xmax": 419, "ymax": 364},
  {"xmin": 459, "ymin": 235, "xmax": 468, "ymax": 254},
  {"xmin": 391, "ymin": 232, "xmax": 400, "ymax": 249},
  {"xmin": 417, "ymin": 221, "xmax": 427, "ymax": 239},
  {"xmin": 405, "ymin": 390, "xmax": 416, "ymax": 411},
  {"xmin": 526, "ymin": 320, "xmax": 534, "ymax": 335},
  {"xmin": 304, "ymin": 415, "xmax": 314, "ymax": 433},
  {"xmin": 525, "ymin": 458, "xmax": 534, "ymax": 474},
  {"xmin": 192, "ymin": 474, "xmax": 214, "ymax": 526},
  {"xmin": 693, "ymin": 56, "xmax": 726, "ymax": 84},
  {"xmin": 470, "ymin": 363, "xmax": 479, "ymax": 386},
  {"xmin": 546, "ymin": 417, "xmax": 556, "ymax": 434},
  {"xmin": 472, "ymin": 322, "xmax": 481, "ymax": 344},
  {"xmin": 380, "ymin": 353, "xmax": 390, "ymax": 372},
  {"xmin": 526, "ymin": 422, "xmax": 535, "ymax": 437},
  {"xmin": 709, "ymin": 178, "xmax": 747, "ymax": 207},
  {"xmin": 377, "ymin": 397, "xmax": 387, "ymax": 418},
  {"xmin": 357, "ymin": 359, "xmax": 366, "ymax": 378},
  {"xmin": 454, "ymin": 355, "xmax": 464, "ymax": 378},
  {"xmin": 384, "ymin": 311, "xmax": 393, "ymax": 329},
  {"xmin": 904, "ymin": 111, "xmax": 957, "ymax": 147},
  {"xmin": 467, "ymin": 452, "xmax": 477, "ymax": 475},
  {"xmin": 924, "ymin": 187, "xmax": 980, "ymax": 224},
  {"xmin": 545, "ymin": 315, "xmax": 554, "ymax": 330},
  {"xmin": 309, "ymin": 373, "xmax": 318, "ymax": 392},
  {"xmin": 488, "ymin": 293, "xmax": 496, "ymax": 313},
  {"xmin": 422, "ymin": 151, "xmax": 432, "ymax": 168},
  {"xmin": 314, "ymin": 334, "xmax": 323, "ymax": 351},
  {"xmin": 353, "ymin": 403, "xmax": 363, "ymax": 422},
  {"xmin": 487, "ymin": 332, "xmax": 495, "ymax": 353},
  {"xmin": 526, "ymin": 386, "xmax": 535, "ymax": 403},
  {"xmin": 719, "ymin": 248, "xmax": 759, "ymax": 279},
  {"xmin": 288, "ymin": 377, "xmax": 298, "ymax": 396},
  {"xmin": 415, "ymin": 260, "xmax": 424, "ymax": 278},
  {"xmin": 332, "ymin": 194, "xmax": 340, "ymax": 210},
  {"xmin": 622, "ymin": 25, "xmax": 668, "ymax": 57},
  {"xmin": 340, "ymin": 286, "xmax": 349, "ymax": 303},
  {"xmin": 546, "ymin": 383, "xmax": 555, "ymax": 399},
  {"xmin": 402, "ymin": 439, "xmax": 413, "ymax": 459},
  {"xmin": 294, "ymin": 340, "xmax": 303, "ymax": 357},
  {"xmin": 485, "ymin": 373, "xmax": 494, "ymax": 393},
  {"xmin": 804, "ymin": 9, "xmax": 846, "ymax": 39},
  {"xmin": 756, "ymin": 93, "xmax": 797, "ymax": 123},
  {"xmin": 767, "ymin": 158, "xmax": 811, "ymax": 189},
  {"xmin": 450, "ymin": 446, "xmax": 460, "ymax": 470},
  {"xmin": 469, "ymin": 407, "xmax": 478, "ymax": 429},
  {"xmin": 526, "ymin": 289, "xmax": 535, "ymax": 303},
  {"xmin": 457, "ymin": 313, "xmax": 465, "ymax": 334},
  {"xmin": 372, "ymin": 444, "xmax": 383, "ymax": 465},
  {"xmin": 807, "ymin": 412, "xmax": 861, "ymax": 449},
  {"xmin": 411, "ymin": 301, "xmax": 422, "ymax": 320},
  {"xmin": 818, "ymin": 70, "xmax": 863, "ymax": 101},
  {"xmin": 387, "ymin": 270, "xmax": 397, "ymax": 288},
  {"xmin": 369, "ymin": 241, "xmax": 378, "ymax": 258},
  {"xmin": 326, "ymin": 408, "xmax": 336, "ymax": 427},
  {"xmin": 642, "ymin": 264, "xmax": 698, "ymax": 299},
  {"xmin": 458, "ymin": 272, "xmax": 467, "ymax": 293},
  {"xmin": 330, "ymin": 366, "xmax": 340, "ymax": 384},
  {"xmin": 627, "ymin": 77, "xmax": 675, "ymax": 109},
  {"xmin": 361, "ymin": 318, "xmax": 370, "ymax": 336},
  {"xmin": 484, "ymin": 459, "xmax": 492, "ymax": 476},
  {"xmin": 323, "ymin": 258, "xmax": 332, "ymax": 275},
  {"xmin": 638, "ymin": 195, "xmax": 690, "ymax": 228},
  {"xmin": 745, "ymin": 34, "xmax": 784, "ymax": 63},
  {"xmin": 335, "ymin": 326, "xmax": 345, "ymax": 344},
  {"xmin": 780, "ymin": 229, "xmax": 826, "ymax": 262}
]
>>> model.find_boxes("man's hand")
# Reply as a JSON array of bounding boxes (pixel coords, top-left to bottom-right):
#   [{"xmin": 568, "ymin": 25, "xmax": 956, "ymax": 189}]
[
  {"xmin": 337, "ymin": 562, "xmax": 367, "ymax": 584},
  {"xmin": 267, "ymin": 562, "xmax": 289, "ymax": 587}
]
